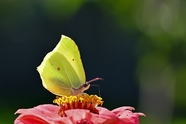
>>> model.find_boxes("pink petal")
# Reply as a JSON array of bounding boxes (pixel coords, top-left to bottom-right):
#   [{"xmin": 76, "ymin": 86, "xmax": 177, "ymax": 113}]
[
  {"xmin": 65, "ymin": 109, "xmax": 107, "ymax": 124},
  {"xmin": 14, "ymin": 104, "xmax": 72, "ymax": 124},
  {"xmin": 112, "ymin": 106, "xmax": 146, "ymax": 124},
  {"xmin": 65, "ymin": 109, "xmax": 93, "ymax": 124},
  {"xmin": 112, "ymin": 106, "xmax": 135, "ymax": 115},
  {"xmin": 96, "ymin": 107, "xmax": 125, "ymax": 124},
  {"xmin": 65, "ymin": 107, "xmax": 123, "ymax": 124},
  {"xmin": 14, "ymin": 115, "xmax": 49, "ymax": 124}
]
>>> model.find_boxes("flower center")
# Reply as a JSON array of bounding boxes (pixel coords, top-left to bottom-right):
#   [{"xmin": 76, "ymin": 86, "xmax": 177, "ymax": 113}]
[{"xmin": 53, "ymin": 93, "xmax": 103, "ymax": 117}]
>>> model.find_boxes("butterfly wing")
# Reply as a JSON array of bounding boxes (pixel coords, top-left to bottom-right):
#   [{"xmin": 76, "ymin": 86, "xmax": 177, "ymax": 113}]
[{"xmin": 37, "ymin": 35, "xmax": 86, "ymax": 96}]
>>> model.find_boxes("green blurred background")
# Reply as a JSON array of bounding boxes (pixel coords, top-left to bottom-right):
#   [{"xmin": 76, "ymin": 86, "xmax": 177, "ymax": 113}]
[{"xmin": 1, "ymin": 0, "xmax": 186, "ymax": 123}]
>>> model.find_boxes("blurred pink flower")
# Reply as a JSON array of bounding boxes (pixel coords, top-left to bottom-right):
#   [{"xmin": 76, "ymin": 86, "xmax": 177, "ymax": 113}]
[{"xmin": 14, "ymin": 104, "xmax": 145, "ymax": 124}]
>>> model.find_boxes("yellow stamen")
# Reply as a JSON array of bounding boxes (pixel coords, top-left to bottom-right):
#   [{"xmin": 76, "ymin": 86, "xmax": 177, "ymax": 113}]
[{"xmin": 53, "ymin": 94, "xmax": 103, "ymax": 117}]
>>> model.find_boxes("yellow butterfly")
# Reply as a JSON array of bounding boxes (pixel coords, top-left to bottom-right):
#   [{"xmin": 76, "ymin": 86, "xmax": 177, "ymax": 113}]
[{"xmin": 37, "ymin": 35, "xmax": 102, "ymax": 96}]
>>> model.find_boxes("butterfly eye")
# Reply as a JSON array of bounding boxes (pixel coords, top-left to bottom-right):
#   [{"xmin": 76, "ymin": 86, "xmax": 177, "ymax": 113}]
[{"xmin": 83, "ymin": 83, "xmax": 89, "ymax": 87}]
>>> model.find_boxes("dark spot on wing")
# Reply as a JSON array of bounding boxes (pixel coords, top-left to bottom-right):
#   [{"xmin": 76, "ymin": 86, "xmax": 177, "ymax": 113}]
[
  {"xmin": 72, "ymin": 58, "xmax": 74, "ymax": 61},
  {"xmin": 57, "ymin": 67, "xmax": 60, "ymax": 71}
]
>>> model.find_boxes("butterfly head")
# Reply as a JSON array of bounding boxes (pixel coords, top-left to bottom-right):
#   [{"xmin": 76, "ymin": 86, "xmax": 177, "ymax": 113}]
[
  {"xmin": 71, "ymin": 78, "xmax": 103, "ymax": 96},
  {"xmin": 71, "ymin": 82, "xmax": 90, "ymax": 95}
]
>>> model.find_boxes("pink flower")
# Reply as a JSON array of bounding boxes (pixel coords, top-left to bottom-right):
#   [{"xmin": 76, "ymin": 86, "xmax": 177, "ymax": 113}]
[{"xmin": 14, "ymin": 104, "xmax": 145, "ymax": 124}]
